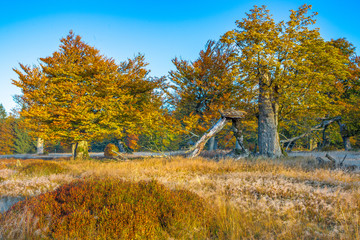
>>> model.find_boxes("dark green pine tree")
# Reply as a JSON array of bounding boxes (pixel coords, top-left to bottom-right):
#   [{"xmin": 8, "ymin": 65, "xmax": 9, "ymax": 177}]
[{"xmin": 12, "ymin": 121, "xmax": 36, "ymax": 154}]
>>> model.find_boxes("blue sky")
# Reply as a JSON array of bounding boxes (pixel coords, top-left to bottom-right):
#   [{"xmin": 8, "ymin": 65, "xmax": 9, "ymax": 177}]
[{"xmin": 1, "ymin": 0, "xmax": 359, "ymax": 112}]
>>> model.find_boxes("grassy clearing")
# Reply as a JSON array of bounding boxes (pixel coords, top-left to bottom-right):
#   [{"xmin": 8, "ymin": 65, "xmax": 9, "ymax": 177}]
[{"xmin": 0, "ymin": 156, "xmax": 359, "ymax": 239}]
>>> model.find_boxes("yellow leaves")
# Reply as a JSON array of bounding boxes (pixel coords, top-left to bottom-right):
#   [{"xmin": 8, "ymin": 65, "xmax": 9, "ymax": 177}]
[
  {"xmin": 221, "ymin": 4, "xmax": 350, "ymax": 124},
  {"xmin": 182, "ymin": 113, "xmax": 200, "ymax": 133}
]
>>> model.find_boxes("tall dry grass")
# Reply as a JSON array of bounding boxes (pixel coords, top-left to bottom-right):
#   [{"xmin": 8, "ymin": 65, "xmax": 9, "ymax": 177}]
[{"xmin": 1, "ymin": 156, "xmax": 359, "ymax": 239}]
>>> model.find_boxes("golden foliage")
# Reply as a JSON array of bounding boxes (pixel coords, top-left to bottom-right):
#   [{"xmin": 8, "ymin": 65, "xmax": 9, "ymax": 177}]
[{"xmin": 12, "ymin": 31, "xmax": 164, "ymax": 145}]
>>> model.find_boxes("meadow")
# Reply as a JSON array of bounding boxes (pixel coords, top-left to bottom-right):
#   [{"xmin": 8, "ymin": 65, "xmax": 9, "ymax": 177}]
[{"xmin": 0, "ymin": 155, "xmax": 359, "ymax": 239}]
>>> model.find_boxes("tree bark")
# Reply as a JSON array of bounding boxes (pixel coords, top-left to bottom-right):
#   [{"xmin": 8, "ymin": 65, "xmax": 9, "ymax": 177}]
[
  {"xmin": 36, "ymin": 138, "xmax": 44, "ymax": 155},
  {"xmin": 71, "ymin": 143, "xmax": 76, "ymax": 158},
  {"xmin": 189, "ymin": 117, "xmax": 228, "ymax": 158},
  {"xmin": 337, "ymin": 121, "xmax": 352, "ymax": 151},
  {"xmin": 208, "ymin": 137, "xmax": 217, "ymax": 151},
  {"xmin": 258, "ymin": 74, "xmax": 282, "ymax": 158},
  {"xmin": 232, "ymin": 119, "xmax": 249, "ymax": 155},
  {"xmin": 235, "ymin": 139, "xmax": 241, "ymax": 150},
  {"xmin": 321, "ymin": 124, "xmax": 329, "ymax": 149},
  {"xmin": 74, "ymin": 140, "xmax": 89, "ymax": 160},
  {"xmin": 342, "ymin": 136, "xmax": 352, "ymax": 151},
  {"xmin": 117, "ymin": 139, "xmax": 125, "ymax": 152}
]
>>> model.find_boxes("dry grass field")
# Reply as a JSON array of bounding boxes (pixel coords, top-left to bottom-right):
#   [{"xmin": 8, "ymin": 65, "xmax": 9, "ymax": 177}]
[{"xmin": 0, "ymin": 155, "xmax": 359, "ymax": 239}]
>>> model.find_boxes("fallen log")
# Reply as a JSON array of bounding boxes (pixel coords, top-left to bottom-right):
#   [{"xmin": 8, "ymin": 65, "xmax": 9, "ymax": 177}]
[
  {"xmin": 189, "ymin": 109, "xmax": 246, "ymax": 158},
  {"xmin": 111, "ymin": 150, "xmax": 129, "ymax": 161},
  {"xmin": 316, "ymin": 156, "xmax": 335, "ymax": 169},
  {"xmin": 325, "ymin": 153, "xmax": 336, "ymax": 164},
  {"xmin": 315, "ymin": 154, "xmax": 359, "ymax": 171},
  {"xmin": 189, "ymin": 117, "xmax": 228, "ymax": 158}
]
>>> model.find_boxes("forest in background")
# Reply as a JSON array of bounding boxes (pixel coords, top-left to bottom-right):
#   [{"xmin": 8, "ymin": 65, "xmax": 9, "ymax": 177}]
[{"xmin": 0, "ymin": 4, "xmax": 359, "ymax": 157}]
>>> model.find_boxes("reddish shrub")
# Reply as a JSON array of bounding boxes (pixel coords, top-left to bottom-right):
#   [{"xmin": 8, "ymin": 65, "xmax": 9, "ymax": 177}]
[{"xmin": 1, "ymin": 179, "xmax": 213, "ymax": 239}]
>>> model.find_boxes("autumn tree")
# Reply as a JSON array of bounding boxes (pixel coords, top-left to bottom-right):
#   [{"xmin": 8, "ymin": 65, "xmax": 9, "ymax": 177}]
[
  {"xmin": 329, "ymin": 38, "xmax": 360, "ymax": 149},
  {"xmin": 222, "ymin": 4, "xmax": 349, "ymax": 157},
  {"xmin": 13, "ymin": 31, "xmax": 163, "ymax": 159},
  {"xmin": 169, "ymin": 40, "xmax": 243, "ymax": 149}
]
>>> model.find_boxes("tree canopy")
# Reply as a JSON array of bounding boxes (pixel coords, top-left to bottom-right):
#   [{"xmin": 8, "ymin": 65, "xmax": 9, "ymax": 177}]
[
  {"xmin": 13, "ymin": 31, "xmax": 164, "ymax": 158},
  {"xmin": 222, "ymin": 4, "xmax": 349, "ymax": 157},
  {"xmin": 169, "ymin": 40, "xmax": 241, "ymax": 133}
]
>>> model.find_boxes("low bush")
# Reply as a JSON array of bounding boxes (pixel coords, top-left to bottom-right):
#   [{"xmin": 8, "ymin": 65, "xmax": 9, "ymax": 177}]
[
  {"xmin": 1, "ymin": 179, "xmax": 213, "ymax": 239},
  {"xmin": 19, "ymin": 161, "xmax": 68, "ymax": 176},
  {"xmin": 104, "ymin": 143, "xmax": 119, "ymax": 159}
]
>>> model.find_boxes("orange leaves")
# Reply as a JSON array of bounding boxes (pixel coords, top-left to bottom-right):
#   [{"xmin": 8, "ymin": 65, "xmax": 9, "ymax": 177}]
[
  {"xmin": 125, "ymin": 134, "xmax": 139, "ymax": 151},
  {"xmin": 170, "ymin": 40, "xmax": 241, "ymax": 135},
  {"xmin": 12, "ymin": 31, "xmax": 163, "ymax": 144},
  {"xmin": 0, "ymin": 116, "xmax": 15, "ymax": 155}
]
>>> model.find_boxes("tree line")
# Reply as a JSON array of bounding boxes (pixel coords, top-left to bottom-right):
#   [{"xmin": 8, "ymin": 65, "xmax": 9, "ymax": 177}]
[{"xmin": 1, "ymin": 4, "xmax": 359, "ymax": 158}]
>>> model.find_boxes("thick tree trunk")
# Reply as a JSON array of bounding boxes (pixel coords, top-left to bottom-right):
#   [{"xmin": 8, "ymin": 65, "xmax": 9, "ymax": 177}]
[
  {"xmin": 232, "ymin": 119, "xmax": 249, "ymax": 155},
  {"xmin": 208, "ymin": 137, "xmax": 217, "ymax": 151},
  {"xmin": 74, "ymin": 140, "xmax": 89, "ymax": 160},
  {"xmin": 258, "ymin": 74, "xmax": 282, "ymax": 158},
  {"xmin": 117, "ymin": 140, "xmax": 125, "ymax": 152},
  {"xmin": 321, "ymin": 125, "xmax": 330, "ymax": 149},
  {"xmin": 342, "ymin": 137, "xmax": 352, "ymax": 151},
  {"xmin": 71, "ymin": 143, "xmax": 76, "ymax": 157},
  {"xmin": 337, "ymin": 121, "xmax": 352, "ymax": 151},
  {"xmin": 235, "ymin": 140, "xmax": 241, "ymax": 150},
  {"xmin": 36, "ymin": 138, "xmax": 44, "ymax": 155}
]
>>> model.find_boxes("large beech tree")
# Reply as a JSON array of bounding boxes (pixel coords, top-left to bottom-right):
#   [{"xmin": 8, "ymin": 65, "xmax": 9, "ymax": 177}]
[
  {"xmin": 13, "ymin": 31, "xmax": 162, "ymax": 159},
  {"xmin": 222, "ymin": 5, "xmax": 349, "ymax": 157}
]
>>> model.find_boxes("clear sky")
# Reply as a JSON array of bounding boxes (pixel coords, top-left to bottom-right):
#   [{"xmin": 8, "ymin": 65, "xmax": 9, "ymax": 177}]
[{"xmin": 1, "ymin": 0, "xmax": 359, "ymax": 112}]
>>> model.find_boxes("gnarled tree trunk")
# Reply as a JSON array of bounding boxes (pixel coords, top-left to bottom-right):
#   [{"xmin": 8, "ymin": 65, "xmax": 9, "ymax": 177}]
[
  {"xmin": 232, "ymin": 119, "xmax": 249, "ymax": 155},
  {"xmin": 117, "ymin": 139, "xmax": 125, "ymax": 152},
  {"xmin": 337, "ymin": 121, "xmax": 352, "ymax": 151},
  {"xmin": 74, "ymin": 140, "xmax": 89, "ymax": 160},
  {"xmin": 258, "ymin": 74, "xmax": 282, "ymax": 158},
  {"xmin": 72, "ymin": 143, "xmax": 76, "ymax": 157}
]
